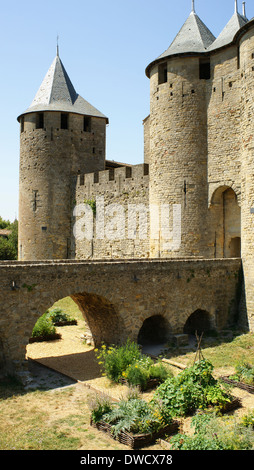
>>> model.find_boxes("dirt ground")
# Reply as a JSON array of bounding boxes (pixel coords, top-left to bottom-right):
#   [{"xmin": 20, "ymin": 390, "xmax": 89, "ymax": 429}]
[{"xmin": 26, "ymin": 323, "xmax": 132, "ymax": 400}]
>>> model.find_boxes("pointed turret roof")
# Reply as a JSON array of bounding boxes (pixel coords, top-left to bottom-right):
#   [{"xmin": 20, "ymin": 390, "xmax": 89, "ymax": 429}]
[
  {"xmin": 158, "ymin": 10, "xmax": 216, "ymax": 59},
  {"xmin": 209, "ymin": 1, "xmax": 248, "ymax": 51},
  {"xmin": 146, "ymin": 8, "xmax": 215, "ymax": 77},
  {"xmin": 18, "ymin": 53, "xmax": 108, "ymax": 123}
]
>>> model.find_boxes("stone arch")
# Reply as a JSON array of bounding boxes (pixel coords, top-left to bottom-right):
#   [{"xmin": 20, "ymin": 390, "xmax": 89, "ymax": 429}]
[
  {"xmin": 183, "ymin": 309, "xmax": 213, "ymax": 335},
  {"xmin": 209, "ymin": 183, "xmax": 241, "ymax": 207},
  {"xmin": 26, "ymin": 289, "xmax": 125, "ymax": 350},
  {"xmin": 209, "ymin": 186, "xmax": 241, "ymax": 258},
  {"xmin": 137, "ymin": 315, "xmax": 172, "ymax": 346}
]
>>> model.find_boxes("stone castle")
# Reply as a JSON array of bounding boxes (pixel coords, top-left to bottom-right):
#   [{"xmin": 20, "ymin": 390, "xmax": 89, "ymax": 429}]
[{"xmin": 17, "ymin": 1, "xmax": 254, "ymax": 331}]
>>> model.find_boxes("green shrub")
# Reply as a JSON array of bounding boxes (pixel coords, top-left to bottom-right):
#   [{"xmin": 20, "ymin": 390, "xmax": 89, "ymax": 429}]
[
  {"xmin": 149, "ymin": 361, "xmax": 173, "ymax": 382},
  {"xmin": 124, "ymin": 358, "xmax": 152, "ymax": 389},
  {"xmin": 48, "ymin": 307, "xmax": 76, "ymax": 325},
  {"xmin": 32, "ymin": 312, "xmax": 57, "ymax": 339},
  {"xmin": 95, "ymin": 341, "xmax": 172, "ymax": 388},
  {"xmin": 124, "ymin": 357, "xmax": 172, "ymax": 389},
  {"xmin": 230, "ymin": 361, "xmax": 254, "ymax": 385},
  {"xmin": 170, "ymin": 412, "xmax": 254, "ymax": 450},
  {"xmin": 95, "ymin": 340, "xmax": 142, "ymax": 383},
  {"xmin": 154, "ymin": 359, "xmax": 232, "ymax": 417}
]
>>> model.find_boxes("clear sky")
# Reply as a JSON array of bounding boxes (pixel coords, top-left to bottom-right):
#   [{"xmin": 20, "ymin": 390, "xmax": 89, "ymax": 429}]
[{"xmin": 0, "ymin": 0, "xmax": 252, "ymax": 221}]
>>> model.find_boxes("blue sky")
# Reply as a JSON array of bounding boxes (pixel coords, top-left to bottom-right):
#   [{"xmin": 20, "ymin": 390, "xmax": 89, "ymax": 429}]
[{"xmin": 0, "ymin": 0, "xmax": 252, "ymax": 221}]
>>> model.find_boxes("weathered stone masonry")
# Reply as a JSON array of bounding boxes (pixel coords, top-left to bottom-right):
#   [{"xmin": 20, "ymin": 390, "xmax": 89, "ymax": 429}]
[{"xmin": 0, "ymin": 258, "xmax": 242, "ymax": 375}]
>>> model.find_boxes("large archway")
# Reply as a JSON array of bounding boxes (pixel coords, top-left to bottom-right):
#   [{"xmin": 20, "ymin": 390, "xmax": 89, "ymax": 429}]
[
  {"xmin": 26, "ymin": 292, "xmax": 124, "ymax": 384},
  {"xmin": 137, "ymin": 315, "xmax": 172, "ymax": 346}
]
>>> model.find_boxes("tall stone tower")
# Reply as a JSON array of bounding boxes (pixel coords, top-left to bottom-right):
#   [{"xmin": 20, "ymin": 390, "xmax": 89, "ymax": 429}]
[
  {"xmin": 145, "ymin": 5, "xmax": 216, "ymax": 258},
  {"xmin": 17, "ymin": 50, "xmax": 108, "ymax": 261}
]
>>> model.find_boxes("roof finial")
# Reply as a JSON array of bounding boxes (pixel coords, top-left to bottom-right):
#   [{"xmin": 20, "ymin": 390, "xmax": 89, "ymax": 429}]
[
  {"xmin": 235, "ymin": 0, "xmax": 238, "ymax": 13},
  {"xmin": 242, "ymin": 1, "xmax": 246, "ymax": 17},
  {"xmin": 192, "ymin": 0, "xmax": 195, "ymax": 13},
  {"xmin": 56, "ymin": 35, "xmax": 59, "ymax": 57}
]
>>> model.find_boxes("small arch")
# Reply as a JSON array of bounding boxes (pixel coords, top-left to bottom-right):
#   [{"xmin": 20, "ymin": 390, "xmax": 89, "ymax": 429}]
[
  {"xmin": 137, "ymin": 315, "xmax": 172, "ymax": 346},
  {"xmin": 183, "ymin": 309, "xmax": 213, "ymax": 336},
  {"xmin": 210, "ymin": 184, "xmax": 241, "ymax": 207}
]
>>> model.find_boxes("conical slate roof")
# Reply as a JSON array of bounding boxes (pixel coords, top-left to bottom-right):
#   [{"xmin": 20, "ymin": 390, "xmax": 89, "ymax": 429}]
[
  {"xmin": 208, "ymin": 9, "xmax": 248, "ymax": 51},
  {"xmin": 146, "ymin": 10, "xmax": 215, "ymax": 77},
  {"xmin": 18, "ymin": 53, "xmax": 108, "ymax": 122},
  {"xmin": 158, "ymin": 10, "xmax": 215, "ymax": 59}
]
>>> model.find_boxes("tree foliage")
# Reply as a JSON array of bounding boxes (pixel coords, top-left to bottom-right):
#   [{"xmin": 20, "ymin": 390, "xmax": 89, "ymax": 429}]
[{"xmin": 0, "ymin": 217, "xmax": 18, "ymax": 260}]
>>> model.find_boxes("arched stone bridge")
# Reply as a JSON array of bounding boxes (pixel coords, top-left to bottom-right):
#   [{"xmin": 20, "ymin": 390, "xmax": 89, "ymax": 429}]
[{"xmin": 0, "ymin": 258, "xmax": 242, "ymax": 376}]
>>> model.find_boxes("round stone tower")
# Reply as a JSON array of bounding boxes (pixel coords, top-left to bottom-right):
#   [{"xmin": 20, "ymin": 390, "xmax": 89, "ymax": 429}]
[
  {"xmin": 17, "ymin": 50, "xmax": 108, "ymax": 260},
  {"xmin": 145, "ymin": 5, "xmax": 216, "ymax": 258}
]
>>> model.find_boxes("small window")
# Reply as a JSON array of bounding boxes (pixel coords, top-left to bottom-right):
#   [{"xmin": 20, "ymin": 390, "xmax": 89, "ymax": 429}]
[
  {"xmin": 36, "ymin": 113, "xmax": 44, "ymax": 129},
  {"xmin": 83, "ymin": 116, "xmax": 91, "ymax": 132},
  {"xmin": 199, "ymin": 59, "xmax": 210, "ymax": 80},
  {"xmin": 61, "ymin": 113, "xmax": 68, "ymax": 129},
  {"xmin": 158, "ymin": 62, "xmax": 168, "ymax": 84}
]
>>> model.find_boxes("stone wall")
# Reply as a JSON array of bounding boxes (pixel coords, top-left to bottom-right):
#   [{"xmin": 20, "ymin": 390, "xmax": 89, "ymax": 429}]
[
  {"xmin": 72, "ymin": 164, "xmax": 150, "ymax": 259},
  {"xmin": 240, "ymin": 27, "xmax": 254, "ymax": 332},
  {"xmin": 0, "ymin": 258, "xmax": 242, "ymax": 376}
]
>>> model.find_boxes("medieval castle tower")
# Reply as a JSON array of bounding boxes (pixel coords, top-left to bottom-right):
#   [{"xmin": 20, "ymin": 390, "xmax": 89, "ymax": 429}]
[{"xmin": 17, "ymin": 1, "xmax": 254, "ymax": 330}]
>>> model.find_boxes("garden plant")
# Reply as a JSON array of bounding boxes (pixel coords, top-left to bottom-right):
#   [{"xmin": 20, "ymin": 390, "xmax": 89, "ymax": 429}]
[
  {"xmin": 95, "ymin": 340, "xmax": 172, "ymax": 389},
  {"xmin": 169, "ymin": 411, "xmax": 254, "ymax": 450},
  {"xmin": 154, "ymin": 359, "xmax": 234, "ymax": 417},
  {"xmin": 89, "ymin": 389, "xmax": 173, "ymax": 438}
]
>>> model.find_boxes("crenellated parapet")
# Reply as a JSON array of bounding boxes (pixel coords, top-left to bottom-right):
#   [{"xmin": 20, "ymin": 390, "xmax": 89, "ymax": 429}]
[{"xmin": 77, "ymin": 163, "xmax": 149, "ymax": 188}]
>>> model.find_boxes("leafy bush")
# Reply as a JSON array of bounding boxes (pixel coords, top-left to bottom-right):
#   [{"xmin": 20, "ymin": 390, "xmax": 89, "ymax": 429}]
[
  {"xmin": 95, "ymin": 340, "xmax": 142, "ymax": 383},
  {"xmin": 124, "ymin": 356, "xmax": 172, "ymax": 389},
  {"xmin": 95, "ymin": 341, "xmax": 172, "ymax": 388},
  {"xmin": 48, "ymin": 307, "xmax": 76, "ymax": 325},
  {"xmin": 32, "ymin": 312, "xmax": 57, "ymax": 339},
  {"xmin": 124, "ymin": 357, "xmax": 152, "ymax": 389},
  {"xmin": 154, "ymin": 359, "xmax": 232, "ymax": 417},
  {"xmin": 230, "ymin": 361, "xmax": 254, "ymax": 385},
  {"xmin": 170, "ymin": 412, "xmax": 254, "ymax": 450}
]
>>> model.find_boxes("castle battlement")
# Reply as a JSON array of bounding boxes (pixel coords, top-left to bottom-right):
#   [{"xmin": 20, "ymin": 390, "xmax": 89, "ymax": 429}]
[{"xmin": 78, "ymin": 163, "xmax": 149, "ymax": 187}]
